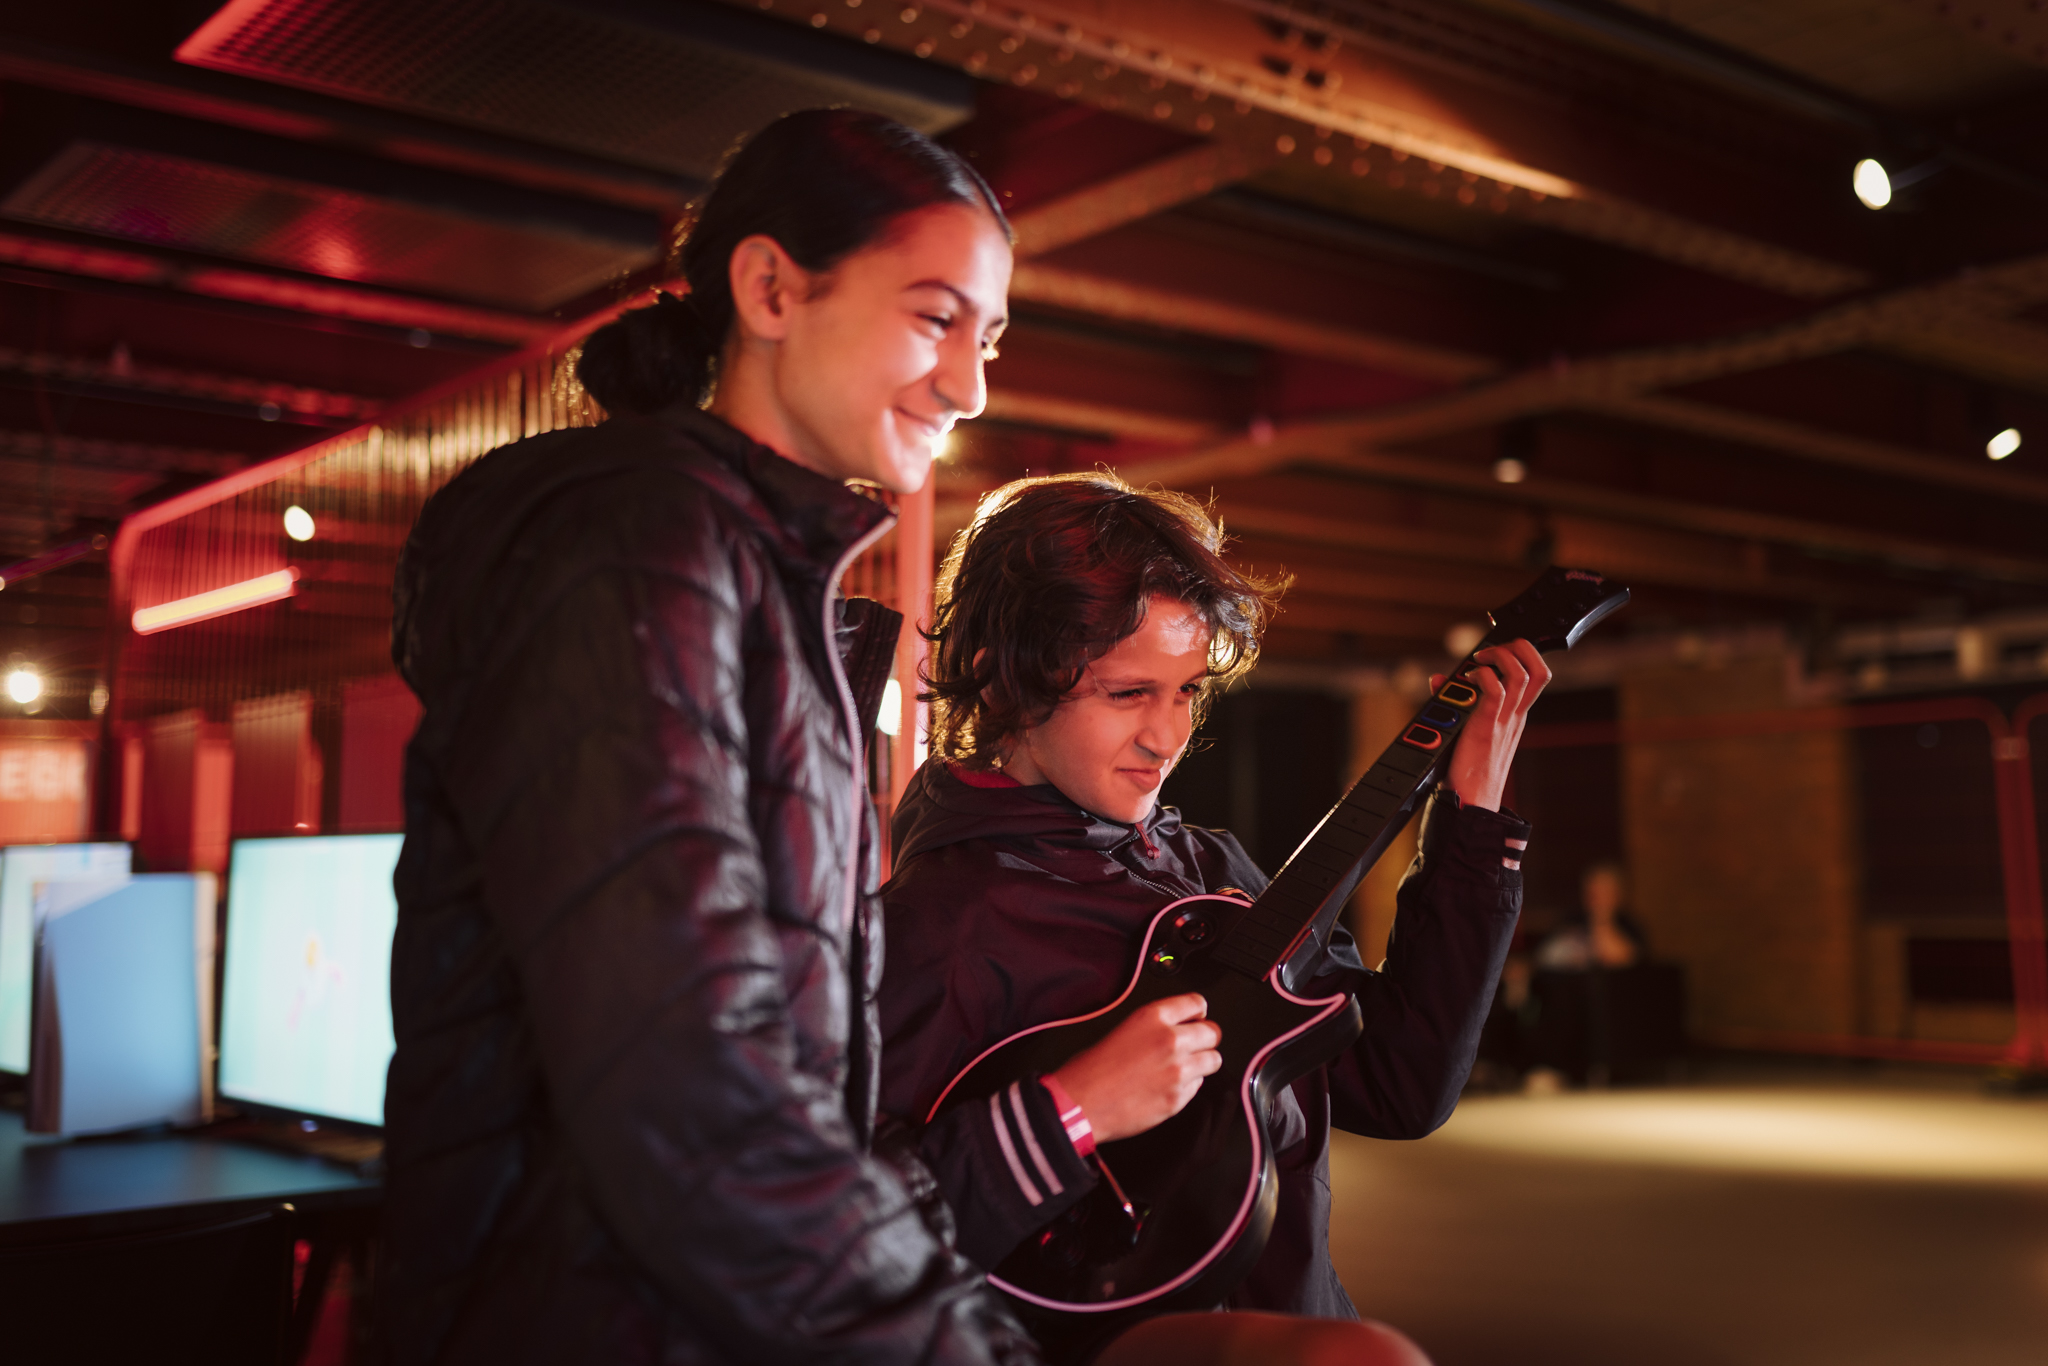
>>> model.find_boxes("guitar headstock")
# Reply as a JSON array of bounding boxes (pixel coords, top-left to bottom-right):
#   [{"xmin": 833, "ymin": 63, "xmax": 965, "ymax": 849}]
[{"xmin": 1481, "ymin": 566, "xmax": 1631, "ymax": 653}]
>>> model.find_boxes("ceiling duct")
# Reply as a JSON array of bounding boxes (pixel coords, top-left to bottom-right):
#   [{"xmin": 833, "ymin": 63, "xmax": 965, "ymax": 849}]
[
  {"xmin": 0, "ymin": 97, "xmax": 662, "ymax": 312},
  {"xmin": 174, "ymin": 0, "xmax": 976, "ymax": 177}
]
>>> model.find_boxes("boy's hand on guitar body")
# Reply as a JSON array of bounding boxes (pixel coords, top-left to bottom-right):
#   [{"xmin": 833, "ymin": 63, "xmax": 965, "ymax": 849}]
[
  {"xmin": 1431, "ymin": 638, "xmax": 1550, "ymax": 813},
  {"xmin": 1047, "ymin": 993, "xmax": 1223, "ymax": 1144}
]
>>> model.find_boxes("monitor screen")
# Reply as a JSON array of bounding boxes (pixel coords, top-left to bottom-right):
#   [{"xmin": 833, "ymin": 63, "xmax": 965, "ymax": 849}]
[
  {"xmin": 0, "ymin": 842, "xmax": 132, "ymax": 1075},
  {"xmin": 218, "ymin": 834, "xmax": 403, "ymax": 1127}
]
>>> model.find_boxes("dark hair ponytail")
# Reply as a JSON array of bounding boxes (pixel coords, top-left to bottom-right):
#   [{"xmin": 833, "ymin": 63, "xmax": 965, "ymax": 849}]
[{"xmin": 577, "ymin": 108, "xmax": 1010, "ymax": 415}]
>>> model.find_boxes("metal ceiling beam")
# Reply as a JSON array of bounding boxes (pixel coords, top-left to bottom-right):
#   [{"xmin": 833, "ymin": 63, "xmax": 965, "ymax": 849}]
[
  {"xmin": 945, "ymin": 484, "xmax": 1938, "ymax": 605},
  {"xmin": 1584, "ymin": 394, "xmax": 2048, "ymax": 505},
  {"xmin": 756, "ymin": 0, "xmax": 1871, "ymax": 297},
  {"xmin": 1120, "ymin": 246, "xmax": 2048, "ymax": 498},
  {"xmin": 0, "ymin": 229, "xmax": 550, "ymax": 346},
  {"xmin": 1008, "ymin": 260, "xmax": 1498, "ymax": 379},
  {"xmin": 0, "ymin": 347, "xmax": 380, "ymax": 426},
  {"xmin": 1011, "ymin": 141, "xmax": 1284, "ymax": 257},
  {"xmin": 1874, "ymin": 315, "xmax": 2048, "ymax": 398},
  {"xmin": 1234, "ymin": 561, "xmax": 1523, "ymax": 611},
  {"xmin": 978, "ymin": 388, "xmax": 1221, "ymax": 442},
  {"xmin": 0, "ymin": 431, "xmax": 242, "ymax": 478},
  {"xmin": 1492, "ymin": 0, "xmax": 2048, "ymax": 199},
  {"xmin": 1201, "ymin": 188, "xmax": 1566, "ymax": 291},
  {"xmin": 1209, "ymin": 502, "xmax": 1526, "ymax": 566},
  {"xmin": 1310, "ymin": 448, "xmax": 2048, "ymax": 586},
  {"xmin": 1901, "ymin": 0, "xmax": 2048, "ymax": 68},
  {"xmin": 0, "ymin": 37, "xmax": 696, "ymax": 212},
  {"xmin": 1257, "ymin": 594, "xmax": 1460, "ymax": 641},
  {"xmin": 1132, "ymin": 428, "xmax": 2048, "ymax": 584},
  {"xmin": 1226, "ymin": 511, "xmax": 1916, "ymax": 608}
]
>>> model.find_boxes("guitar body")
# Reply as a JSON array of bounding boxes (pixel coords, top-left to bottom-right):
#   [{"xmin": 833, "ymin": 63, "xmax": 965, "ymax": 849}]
[{"xmin": 929, "ymin": 894, "xmax": 1362, "ymax": 1340}]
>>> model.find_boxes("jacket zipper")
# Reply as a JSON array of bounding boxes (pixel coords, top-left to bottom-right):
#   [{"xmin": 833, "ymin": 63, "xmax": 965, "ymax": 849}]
[{"xmin": 821, "ymin": 511, "xmax": 899, "ymax": 940}]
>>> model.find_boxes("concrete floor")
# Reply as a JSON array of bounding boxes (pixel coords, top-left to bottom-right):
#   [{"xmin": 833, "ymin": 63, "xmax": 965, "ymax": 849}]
[{"xmin": 1326, "ymin": 1064, "xmax": 2048, "ymax": 1366}]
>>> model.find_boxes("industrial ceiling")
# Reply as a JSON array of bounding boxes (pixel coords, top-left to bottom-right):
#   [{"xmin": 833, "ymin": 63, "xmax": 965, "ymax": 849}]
[{"xmin": 4, "ymin": 0, "xmax": 2047, "ymax": 716}]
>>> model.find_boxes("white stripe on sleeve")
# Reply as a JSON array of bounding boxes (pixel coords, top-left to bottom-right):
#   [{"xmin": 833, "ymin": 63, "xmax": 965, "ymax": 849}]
[
  {"xmin": 990, "ymin": 1092, "xmax": 1044, "ymax": 1206},
  {"xmin": 1008, "ymin": 1081, "xmax": 1064, "ymax": 1197}
]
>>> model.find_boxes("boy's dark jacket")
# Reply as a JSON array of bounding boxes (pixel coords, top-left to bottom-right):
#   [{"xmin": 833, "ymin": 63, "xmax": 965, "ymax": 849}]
[{"xmin": 880, "ymin": 759, "xmax": 1528, "ymax": 1321}]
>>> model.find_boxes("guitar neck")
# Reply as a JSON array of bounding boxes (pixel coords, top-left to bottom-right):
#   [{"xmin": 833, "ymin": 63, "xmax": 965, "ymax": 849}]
[
  {"xmin": 1210, "ymin": 662, "xmax": 1486, "ymax": 990},
  {"xmin": 1203, "ymin": 564, "xmax": 1630, "ymax": 993}
]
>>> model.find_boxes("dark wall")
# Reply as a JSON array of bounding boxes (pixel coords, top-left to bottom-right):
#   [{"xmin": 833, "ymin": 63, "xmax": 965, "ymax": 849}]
[
  {"xmin": 1856, "ymin": 717, "xmax": 2003, "ymax": 922},
  {"xmin": 1162, "ymin": 687, "xmax": 1352, "ymax": 879},
  {"xmin": 1508, "ymin": 687, "xmax": 1624, "ymax": 934},
  {"xmin": 1853, "ymin": 679, "xmax": 2048, "ymax": 925}
]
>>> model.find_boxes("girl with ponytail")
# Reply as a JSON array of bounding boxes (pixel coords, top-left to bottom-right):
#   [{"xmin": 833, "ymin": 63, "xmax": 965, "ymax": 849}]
[{"xmin": 385, "ymin": 109, "xmax": 1025, "ymax": 1366}]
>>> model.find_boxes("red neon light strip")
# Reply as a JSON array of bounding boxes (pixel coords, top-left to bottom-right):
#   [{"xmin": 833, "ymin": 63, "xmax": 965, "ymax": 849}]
[{"xmin": 131, "ymin": 568, "xmax": 299, "ymax": 635}]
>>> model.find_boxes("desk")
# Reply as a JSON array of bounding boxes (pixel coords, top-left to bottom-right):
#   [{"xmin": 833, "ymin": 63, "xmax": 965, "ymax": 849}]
[
  {"xmin": 3, "ymin": 1109, "xmax": 382, "ymax": 1360},
  {"xmin": 0, "ymin": 1109, "xmax": 379, "ymax": 1245}
]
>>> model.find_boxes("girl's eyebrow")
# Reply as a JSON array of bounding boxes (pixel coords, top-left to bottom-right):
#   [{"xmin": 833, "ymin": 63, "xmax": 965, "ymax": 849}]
[{"xmin": 906, "ymin": 280, "xmax": 1009, "ymax": 331}]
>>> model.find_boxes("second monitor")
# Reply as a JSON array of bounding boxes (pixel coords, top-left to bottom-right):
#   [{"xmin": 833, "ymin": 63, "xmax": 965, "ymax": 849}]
[{"xmin": 218, "ymin": 833, "xmax": 403, "ymax": 1129}]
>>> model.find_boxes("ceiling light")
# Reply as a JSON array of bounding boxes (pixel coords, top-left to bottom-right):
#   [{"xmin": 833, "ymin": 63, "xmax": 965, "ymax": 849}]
[
  {"xmin": 1853, "ymin": 158, "xmax": 1892, "ymax": 210},
  {"xmin": 1493, "ymin": 457, "xmax": 1527, "ymax": 483},
  {"xmin": 5, "ymin": 667, "xmax": 41, "ymax": 705},
  {"xmin": 283, "ymin": 505, "xmax": 316, "ymax": 541},
  {"xmin": 1987, "ymin": 427, "xmax": 2021, "ymax": 460}
]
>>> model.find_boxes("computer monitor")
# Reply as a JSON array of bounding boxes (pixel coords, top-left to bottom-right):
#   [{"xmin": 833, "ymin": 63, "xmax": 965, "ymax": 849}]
[
  {"xmin": 217, "ymin": 834, "xmax": 403, "ymax": 1127},
  {"xmin": 0, "ymin": 842, "xmax": 132, "ymax": 1075}
]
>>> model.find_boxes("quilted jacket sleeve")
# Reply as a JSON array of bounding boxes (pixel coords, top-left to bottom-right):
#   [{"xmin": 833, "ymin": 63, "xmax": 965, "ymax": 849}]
[
  {"xmin": 441, "ymin": 486, "xmax": 1034, "ymax": 1365},
  {"xmin": 917, "ymin": 1075, "xmax": 1098, "ymax": 1271},
  {"xmin": 1308, "ymin": 789, "xmax": 1527, "ymax": 1141}
]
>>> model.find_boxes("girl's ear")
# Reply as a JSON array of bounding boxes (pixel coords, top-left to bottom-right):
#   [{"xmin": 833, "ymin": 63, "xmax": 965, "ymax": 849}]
[{"xmin": 727, "ymin": 234, "xmax": 810, "ymax": 344}]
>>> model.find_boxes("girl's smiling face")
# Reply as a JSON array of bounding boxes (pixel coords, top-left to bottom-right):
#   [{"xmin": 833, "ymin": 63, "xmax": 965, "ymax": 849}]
[
  {"xmin": 717, "ymin": 201, "xmax": 1011, "ymax": 494},
  {"xmin": 1001, "ymin": 595, "xmax": 1214, "ymax": 824}
]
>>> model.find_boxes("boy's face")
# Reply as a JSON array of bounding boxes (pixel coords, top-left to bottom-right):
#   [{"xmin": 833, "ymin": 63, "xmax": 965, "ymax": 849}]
[{"xmin": 1003, "ymin": 596, "xmax": 1213, "ymax": 824}]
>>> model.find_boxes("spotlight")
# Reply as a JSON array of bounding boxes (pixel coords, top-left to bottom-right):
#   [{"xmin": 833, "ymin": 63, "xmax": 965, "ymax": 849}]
[
  {"xmin": 1987, "ymin": 428, "xmax": 2021, "ymax": 461},
  {"xmin": 1853, "ymin": 153, "xmax": 1944, "ymax": 211},
  {"xmin": 5, "ymin": 667, "xmax": 41, "ymax": 705},
  {"xmin": 1493, "ymin": 457, "xmax": 1527, "ymax": 484},
  {"xmin": 1852, "ymin": 158, "xmax": 1892, "ymax": 210},
  {"xmin": 283, "ymin": 505, "xmax": 316, "ymax": 541}
]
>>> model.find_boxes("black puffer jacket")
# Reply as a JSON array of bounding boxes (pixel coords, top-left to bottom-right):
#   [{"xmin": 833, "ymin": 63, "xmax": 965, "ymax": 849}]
[{"xmin": 383, "ymin": 407, "xmax": 1035, "ymax": 1366}]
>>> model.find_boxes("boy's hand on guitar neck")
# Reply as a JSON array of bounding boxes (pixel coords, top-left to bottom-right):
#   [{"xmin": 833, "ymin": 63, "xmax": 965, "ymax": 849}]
[
  {"xmin": 1047, "ymin": 993, "xmax": 1222, "ymax": 1144},
  {"xmin": 1432, "ymin": 638, "xmax": 1551, "ymax": 813}
]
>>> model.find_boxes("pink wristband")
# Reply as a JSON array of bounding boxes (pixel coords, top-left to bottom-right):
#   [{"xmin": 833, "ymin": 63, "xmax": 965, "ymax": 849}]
[{"xmin": 1040, "ymin": 1074, "xmax": 1096, "ymax": 1158}]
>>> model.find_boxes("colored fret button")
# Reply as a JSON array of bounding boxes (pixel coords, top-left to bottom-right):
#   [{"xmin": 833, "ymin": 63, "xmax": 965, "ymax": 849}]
[
  {"xmin": 1402, "ymin": 724, "xmax": 1445, "ymax": 751},
  {"xmin": 1437, "ymin": 681, "xmax": 1479, "ymax": 708}
]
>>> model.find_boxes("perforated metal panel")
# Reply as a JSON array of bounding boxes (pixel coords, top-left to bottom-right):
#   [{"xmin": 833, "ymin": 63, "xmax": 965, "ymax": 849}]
[
  {"xmin": 3, "ymin": 142, "xmax": 651, "ymax": 311},
  {"xmin": 177, "ymin": 0, "xmax": 974, "ymax": 177}
]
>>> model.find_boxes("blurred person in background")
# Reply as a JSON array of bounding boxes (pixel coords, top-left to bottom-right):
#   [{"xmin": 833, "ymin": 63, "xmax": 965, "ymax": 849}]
[
  {"xmin": 1535, "ymin": 861, "xmax": 1645, "ymax": 972},
  {"xmin": 1525, "ymin": 861, "xmax": 1662, "ymax": 1092}
]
